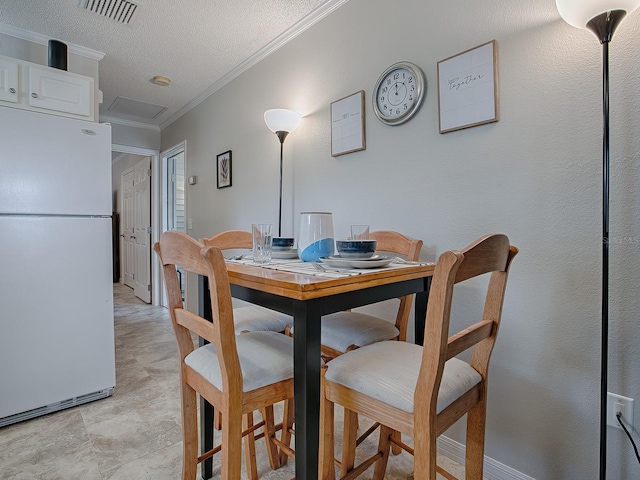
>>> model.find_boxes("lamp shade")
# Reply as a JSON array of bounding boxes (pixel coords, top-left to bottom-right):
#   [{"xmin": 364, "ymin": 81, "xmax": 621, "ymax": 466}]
[
  {"xmin": 556, "ymin": 0, "xmax": 640, "ymax": 28},
  {"xmin": 264, "ymin": 109, "xmax": 301, "ymax": 134}
]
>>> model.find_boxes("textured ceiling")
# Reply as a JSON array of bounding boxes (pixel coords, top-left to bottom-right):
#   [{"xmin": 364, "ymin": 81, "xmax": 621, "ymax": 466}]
[{"xmin": 0, "ymin": 0, "xmax": 341, "ymax": 128}]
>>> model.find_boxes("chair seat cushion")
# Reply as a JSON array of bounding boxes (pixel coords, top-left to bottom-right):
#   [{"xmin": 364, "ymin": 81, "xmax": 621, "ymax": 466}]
[
  {"xmin": 185, "ymin": 331, "xmax": 293, "ymax": 392},
  {"xmin": 324, "ymin": 341, "xmax": 481, "ymax": 414},
  {"xmin": 233, "ymin": 305, "xmax": 292, "ymax": 334},
  {"xmin": 321, "ymin": 311, "xmax": 400, "ymax": 353}
]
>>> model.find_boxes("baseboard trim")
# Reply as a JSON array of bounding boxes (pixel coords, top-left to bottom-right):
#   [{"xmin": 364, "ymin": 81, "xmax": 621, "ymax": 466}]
[{"xmin": 437, "ymin": 436, "xmax": 536, "ymax": 480}]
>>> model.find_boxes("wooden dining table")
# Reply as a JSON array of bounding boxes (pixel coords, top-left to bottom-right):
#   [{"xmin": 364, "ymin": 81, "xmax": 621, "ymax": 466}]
[{"xmin": 198, "ymin": 259, "xmax": 435, "ymax": 480}]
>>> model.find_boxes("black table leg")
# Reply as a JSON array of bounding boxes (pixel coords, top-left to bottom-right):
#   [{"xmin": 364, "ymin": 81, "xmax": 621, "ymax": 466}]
[
  {"xmin": 292, "ymin": 300, "xmax": 322, "ymax": 480},
  {"xmin": 414, "ymin": 276, "xmax": 431, "ymax": 346},
  {"xmin": 198, "ymin": 276, "xmax": 214, "ymax": 479}
]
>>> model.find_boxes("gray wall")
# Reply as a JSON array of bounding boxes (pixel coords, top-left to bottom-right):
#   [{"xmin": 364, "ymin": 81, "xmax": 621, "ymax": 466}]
[
  {"xmin": 162, "ymin": 0, "xmax": 640, "ymax": 478},
  {"xmin": 111, "ymin": 122, "xmax": 161, "ymax": 151}
]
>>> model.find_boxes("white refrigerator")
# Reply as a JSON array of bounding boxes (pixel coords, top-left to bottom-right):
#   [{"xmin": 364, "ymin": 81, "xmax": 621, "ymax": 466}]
[{"xmin": 0, "ymin": 108, "xmax": 116, "ymax": 427}]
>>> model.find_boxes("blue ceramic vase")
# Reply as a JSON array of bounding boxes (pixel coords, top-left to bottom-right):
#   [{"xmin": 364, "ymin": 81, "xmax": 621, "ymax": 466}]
[{"xmin": 297, "ymin": 212, "xmax": 334, "ymax": 262}]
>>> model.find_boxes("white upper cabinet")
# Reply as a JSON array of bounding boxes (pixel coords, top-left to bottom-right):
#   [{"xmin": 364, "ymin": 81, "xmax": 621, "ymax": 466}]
[
  {"xmin": 28, "ymin": 65, "xmax": 92, "ymax": 118},
  {"xmin": 0, "ymin": 57, "xmax": 19, "ymax": 103},
  {"xmin": 0, "ymin": 55, "xmax": 95, "ymax": 121}
]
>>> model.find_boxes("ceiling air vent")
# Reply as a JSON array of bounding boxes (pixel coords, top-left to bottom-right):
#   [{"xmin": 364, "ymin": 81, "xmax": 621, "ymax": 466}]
[{"xmin": 79, "ymin": 0, "xmax": 140, "ymax": 24}]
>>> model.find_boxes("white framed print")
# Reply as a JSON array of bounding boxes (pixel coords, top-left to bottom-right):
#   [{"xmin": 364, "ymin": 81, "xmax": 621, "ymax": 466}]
[
  {"xmin": 331, "ymin": 90, "xmax": 365, "ymax": 157},
  {"xmin": 437, "ymin": 40, "xmax": 499, "ymax": 134}
]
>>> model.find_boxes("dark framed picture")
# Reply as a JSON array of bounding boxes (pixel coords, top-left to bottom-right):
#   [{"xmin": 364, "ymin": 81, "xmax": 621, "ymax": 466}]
[{"xmin": 216, "ymin": 150, "xmax": 232, "ymax": 188}]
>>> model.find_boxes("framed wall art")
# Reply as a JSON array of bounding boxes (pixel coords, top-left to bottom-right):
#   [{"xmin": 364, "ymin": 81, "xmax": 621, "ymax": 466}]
[
  {"xmin": 437, "ymin": 40, "xmax": 499, "ymax": 134},
  {"xmin": 331, "ymin": 90, "xmax": 365, "ymax": 157},
  {"xmin": 216, "ymin": 150, "xmax": 232, "ymax": 189}
]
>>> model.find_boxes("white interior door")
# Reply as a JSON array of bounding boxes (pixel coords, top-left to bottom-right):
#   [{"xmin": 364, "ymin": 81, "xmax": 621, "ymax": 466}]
[
  {"xmin": 121, "ymin": 169, "xmax": 135, "ymax": 288},
  {"xmin": 133, "ymin": 157, "xmax": 151, "ymax": 303}
]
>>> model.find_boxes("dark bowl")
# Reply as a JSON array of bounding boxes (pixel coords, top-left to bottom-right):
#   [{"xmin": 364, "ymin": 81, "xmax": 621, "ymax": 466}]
[
  {"xmin": 273, "ymin": 237, "xmax": 295, "ymax": 250},
  {"xmin": 336, "ymin": 240, "xmax": 377, "ymax": 259}
]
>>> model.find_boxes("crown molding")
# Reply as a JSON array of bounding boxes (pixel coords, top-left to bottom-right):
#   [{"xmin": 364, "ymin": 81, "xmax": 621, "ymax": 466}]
[
  {"xmin": 0, "ymin": 21, "xmax": 105, "ymax": 61},
  {"xmin": 160, "ymin": 0, "xmax": 350, "ymax": 130},
  {"xmin": 100, "ymin": 115, "xmax": 161, "ymax": 131}
]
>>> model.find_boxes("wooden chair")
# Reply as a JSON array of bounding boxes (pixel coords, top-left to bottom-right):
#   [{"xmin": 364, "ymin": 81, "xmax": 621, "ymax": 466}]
[
  {"xmin": 286, "ymin": 230, "xmax": 423, "ymax": 359},
  {"xmin": 201, "ymin": 230, "xmax": 292, "ymax": 334},
  {"xmin": 320, "ymin": 233, "xmax": 518, "ymax": 480},
  {"xmin": 154, "ymin": 231, "xmax": 295, "ymax": 480}
]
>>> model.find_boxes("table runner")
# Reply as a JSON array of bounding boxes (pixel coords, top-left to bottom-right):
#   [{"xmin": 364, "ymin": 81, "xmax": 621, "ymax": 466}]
[{"xmin": 225, "ymin": 257, "xmax": 434, "ymax": 278}]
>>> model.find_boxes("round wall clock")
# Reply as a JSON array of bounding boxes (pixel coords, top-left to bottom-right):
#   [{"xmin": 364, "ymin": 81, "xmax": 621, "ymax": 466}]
[{"xmin": 373, "ymin": 61, "xmax": 426, "ymax": 126}]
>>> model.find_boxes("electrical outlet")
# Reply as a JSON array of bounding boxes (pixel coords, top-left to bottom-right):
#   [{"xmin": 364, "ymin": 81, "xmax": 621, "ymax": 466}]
[{"xmin": 607, "ymin": 392, "xmax": 634, "ymax": 429}]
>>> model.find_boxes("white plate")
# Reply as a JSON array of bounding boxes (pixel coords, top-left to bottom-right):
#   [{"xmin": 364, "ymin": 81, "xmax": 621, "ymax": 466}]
[
  {"xmin": 320, "ymin": 255, "xmax": 393, "ymax": 269},
  {"xmin": 272, "ymin": 250, "xmax": 298, "ymax": 259}
]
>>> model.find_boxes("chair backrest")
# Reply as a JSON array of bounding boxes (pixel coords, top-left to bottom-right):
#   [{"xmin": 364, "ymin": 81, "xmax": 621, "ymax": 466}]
[
  {"xmin": 201, "ymin": 230, "xmax": 252, "ymax": 250},
  {"xmin": 369, "ymin": 230, "xmax": 423, "ymax": 340},
  {"xmin": 154, "ymin": 231, "xmax": 242, "ymax": 396},
  {"xmin": 415, "ymin": 233, "xmax": 517, "ymax": 416}
]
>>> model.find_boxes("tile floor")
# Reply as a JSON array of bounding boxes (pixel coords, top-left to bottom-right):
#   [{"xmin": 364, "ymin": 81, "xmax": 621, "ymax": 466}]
[{"xmin": 0, "ymin": 284, "xmax": 472, "ymax": 479}]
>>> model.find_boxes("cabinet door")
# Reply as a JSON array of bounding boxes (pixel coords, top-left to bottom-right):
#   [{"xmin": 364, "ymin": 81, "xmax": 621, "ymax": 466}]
[
  {"xmin": 0, "ymin": 58, "xmax": 19, "ymax": 103},
  {"xmin": 28, "ymin": 66, "xmax": 93, "ymax": 117}
]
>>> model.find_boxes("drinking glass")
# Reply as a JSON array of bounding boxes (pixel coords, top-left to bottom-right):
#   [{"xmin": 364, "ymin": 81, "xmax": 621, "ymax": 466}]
[
  {"xmin": 252, "ymin": 224, "xmax": 273, "ymax": 264},
  {"xmin": 350, "ymin": 224, "xmax": 370, "ymax": 241}
]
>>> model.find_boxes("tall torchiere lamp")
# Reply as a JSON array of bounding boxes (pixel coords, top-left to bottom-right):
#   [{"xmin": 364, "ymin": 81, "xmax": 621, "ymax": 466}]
[
  {"xmin": 264, "ymin": 109, "xmax": 302, "ymax": 237},
  {"xmin": 555, "ymin": 1, "xmax": 640, "ymax": 478}
]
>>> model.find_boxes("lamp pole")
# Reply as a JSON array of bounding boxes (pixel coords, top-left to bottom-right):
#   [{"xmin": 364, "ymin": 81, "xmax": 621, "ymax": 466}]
[
  {"xmin": 556, "ymin": 2, "xmax": 639, "ymax": 476},
  {"xmin": 584, "ymin": 11, "xmax": 626, "ymax": 478},
  {"xmin": 275, "ymin": 130, "xmax": 289, "ymax": 238}
]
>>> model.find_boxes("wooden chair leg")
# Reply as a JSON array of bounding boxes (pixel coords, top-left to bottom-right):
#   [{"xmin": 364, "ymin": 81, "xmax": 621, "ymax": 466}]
[
  {"xmin": 391, "ymin": 430, "xmax": 402, "ymax": 455},
  {"xmin": 261, "ymin": 406, "xmax": 281, "ymax": 470},
  {"xmin": 371, "ymin": 425, "xmax": 393, "ymax": 480},
  {"xmin": 340, "ymin": 408, "xmax": 358, "ymax": 478},
  {"xmin": 180, "ymin": 382, "xmax": 198, "ymax": 480},
  {"xmin": 279, "ymin": 398, "xmax": 295, "ymax": 465},
  {"xmin": 465, "ymin": 400, "xmax": 487, "ymax": 480},
  {"xmin": 243, "ymin": 412, "xmax": 258, "ymax": 480},
  {"xmin": 319, "ymin": 376, "xmax": 336, "ymax": 480},
  {"xmin": 413, "ymin": 420, "xmax": 437, "ymax": 480},
  {"xmin": 222, "ymin": 408, "xmax": 243, "ymax": 480}
]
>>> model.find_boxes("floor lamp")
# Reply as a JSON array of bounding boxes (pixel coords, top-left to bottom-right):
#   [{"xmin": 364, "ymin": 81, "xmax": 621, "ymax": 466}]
[
  {"xmin": 264, "ymin": 109, "xmax": 302, "ymax": 237},
  {"xmin": 555, "ymin": 1, "xmax": 640, "ymax": 478}
]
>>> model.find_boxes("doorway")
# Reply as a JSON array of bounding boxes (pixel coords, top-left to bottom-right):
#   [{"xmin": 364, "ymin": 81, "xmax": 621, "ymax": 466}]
[
  {"xmin": 161, "ymin": 141, "xmax": 187, "ymax": 305},
  {"xmin": 119, "ymin": 157, "xmax": 151, "ymax": 303},
  {"xmin": 112, "ymin": 144, "xmax": 161, "ymax": 306},
  {"xmin": 167, "ymin": 148, "xmax": 186, "ymax": 299}
]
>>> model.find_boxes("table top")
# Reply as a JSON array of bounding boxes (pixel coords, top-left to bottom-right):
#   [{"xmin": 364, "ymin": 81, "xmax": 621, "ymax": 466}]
[{"xmin": 225, "ymin": 261, "xmax": 435, "ymax": 301}]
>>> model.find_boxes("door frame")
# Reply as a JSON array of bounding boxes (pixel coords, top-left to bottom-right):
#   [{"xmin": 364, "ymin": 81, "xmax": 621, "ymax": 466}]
[
  {"xmin": 160, "ymin": 140, "xmax": 187, "ymax": 308},
  {"xmin": 112, "ymin": 143, "xmax": 162, "ymax": 306}
]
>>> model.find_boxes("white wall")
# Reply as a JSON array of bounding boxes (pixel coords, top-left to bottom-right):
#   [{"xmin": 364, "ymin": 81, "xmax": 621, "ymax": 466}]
[{"xmin": 160, "ymin": 1, "xmax": 640, "ymax": 478}]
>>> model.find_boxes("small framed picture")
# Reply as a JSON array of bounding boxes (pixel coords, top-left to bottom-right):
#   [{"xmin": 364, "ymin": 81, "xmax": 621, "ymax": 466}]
[
  {"xmin": 331, "ymin": 90, "xmax": 366, "ymax": 157},
  {"xmin": 437, "ymin": 40, "xmax": 499, "ymax": 134},
  {"xmin": 216, "ymin": 150, "xmax": 232, "ymax": 189}
]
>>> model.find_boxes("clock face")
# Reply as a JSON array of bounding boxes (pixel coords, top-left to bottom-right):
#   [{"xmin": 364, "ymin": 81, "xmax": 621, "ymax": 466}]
[{"xmin": 373, "ymin": 62, "xmax": 426, "ymax": 125}]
